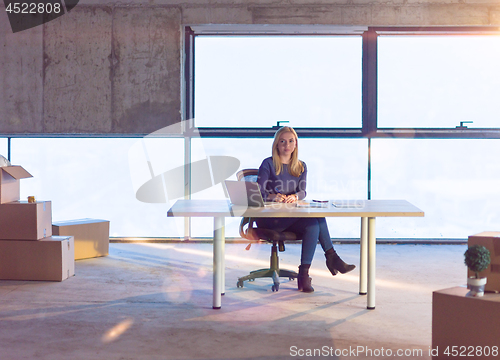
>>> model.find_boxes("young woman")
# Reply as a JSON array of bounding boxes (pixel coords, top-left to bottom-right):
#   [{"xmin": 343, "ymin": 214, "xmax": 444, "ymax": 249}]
[{"xmin": 256, "ymin": 126, "xmax": 355, "ymax": 292}]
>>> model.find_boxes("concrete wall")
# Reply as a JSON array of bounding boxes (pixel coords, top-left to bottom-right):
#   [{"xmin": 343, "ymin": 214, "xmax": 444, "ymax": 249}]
[{"xmin": 1, "ymin": 0, "xmax": 500, "ymax": 135}]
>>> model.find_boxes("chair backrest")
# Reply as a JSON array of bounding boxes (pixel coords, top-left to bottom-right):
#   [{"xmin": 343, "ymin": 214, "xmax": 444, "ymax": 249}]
[
  {"xmin": 236, "ymin": 169, "xmax": 258, "ymax": 182},
  {"xmin": 236, "ymin": 168, "xmax": 297, "ymax": 248},
  {"xmin": 237, "ymin": 169, "xmax": 258, "ymax": 240}
]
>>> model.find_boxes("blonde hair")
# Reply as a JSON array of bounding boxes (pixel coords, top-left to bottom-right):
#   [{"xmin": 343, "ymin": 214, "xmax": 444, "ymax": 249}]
[{"xmin": 271, "ymin": 126, "xmax": 304, "ymax": 177}]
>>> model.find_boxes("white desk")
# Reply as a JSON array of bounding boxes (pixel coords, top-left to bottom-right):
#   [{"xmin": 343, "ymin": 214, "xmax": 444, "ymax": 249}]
[{"xmin": 167, "ymin": 199, "xmax": 424, "ymax": 310}]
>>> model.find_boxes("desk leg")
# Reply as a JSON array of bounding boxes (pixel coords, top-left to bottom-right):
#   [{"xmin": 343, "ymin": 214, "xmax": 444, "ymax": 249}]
[
  {"xmin": 213, "ymin": 216, "xmax": 225, "ymax": 309},
  {"xmin": 367, "ymin": 217, "xmax": 376, "ymax": 310},
  {"xmin": 221, "ymin": 220, "xmax": 225, "ymax": 296},
  {"xmin": 359, "ymin": 217, "xmax": 368, "ymax": 295}
]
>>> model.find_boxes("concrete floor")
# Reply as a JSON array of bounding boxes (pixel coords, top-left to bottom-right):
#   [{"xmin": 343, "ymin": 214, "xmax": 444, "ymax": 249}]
[{"xmin": 0, "ymin": 242, "xmax": 467, "ymax": 360}]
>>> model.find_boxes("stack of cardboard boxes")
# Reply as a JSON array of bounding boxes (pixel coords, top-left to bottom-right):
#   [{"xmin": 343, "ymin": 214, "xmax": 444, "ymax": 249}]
[{"xmin": 0, "ymin": 164, "xmax": 75, "ymax": 281}]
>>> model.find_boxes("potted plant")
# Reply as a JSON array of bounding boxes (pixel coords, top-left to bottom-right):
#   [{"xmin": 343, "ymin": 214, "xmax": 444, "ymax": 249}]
[{"xmin": 464, "ymin": 245, "xmax": 491, "ymax": 297}]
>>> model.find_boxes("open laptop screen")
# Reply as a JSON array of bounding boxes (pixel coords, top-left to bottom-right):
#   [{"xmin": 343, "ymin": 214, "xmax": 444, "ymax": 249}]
[{"xmin": 224, "ymin": 180, "xmax": 269, "ymax": 207}]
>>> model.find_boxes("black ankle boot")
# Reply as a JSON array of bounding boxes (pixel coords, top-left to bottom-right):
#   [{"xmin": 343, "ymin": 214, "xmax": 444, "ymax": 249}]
[
  {"xmin": 298, "ymin": 265, "xmax": 314, "ymax": 293},
  {"xmin": 325, "ymin": 250, "xmax": 356, "ymax": 276}
]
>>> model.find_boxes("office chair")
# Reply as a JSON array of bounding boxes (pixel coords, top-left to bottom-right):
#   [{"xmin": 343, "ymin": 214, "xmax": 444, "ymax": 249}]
[{"xmin": 235, "ymin": 169, "xmax": 298, "ymax": 292}]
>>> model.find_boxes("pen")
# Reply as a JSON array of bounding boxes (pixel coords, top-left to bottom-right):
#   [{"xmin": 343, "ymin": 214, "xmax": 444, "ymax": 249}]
[
  {"xmin": 274, "ymin": 187, "xmax": 282, "ymax": 201},
  {"xmin": 275, "ymin": 187, "xmax": 289, "ymax": 203}
]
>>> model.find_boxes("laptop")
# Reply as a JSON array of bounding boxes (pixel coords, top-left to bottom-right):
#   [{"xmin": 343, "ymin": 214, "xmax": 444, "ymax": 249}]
[{"xmin": 224, "ymin": 180, "xmax": 274, "ymax": 208}]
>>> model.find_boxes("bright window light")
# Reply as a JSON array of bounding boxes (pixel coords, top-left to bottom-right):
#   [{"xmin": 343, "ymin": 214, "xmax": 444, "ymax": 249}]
[
  {"xmin": 190, "ymin": 138, "xmax": 367, "ymax": 238},
  {"xmin": 372, "ymin": 139, "xmax": 500, "ymax": 238},
  {"xmin": 378, "ymin": 35, "xmax": 500, "ymax": 128},
  {"xmin": 12, "ymin": 138, "xmax": 184, "ymax": 238},
  {"xmin": 195, "ymin": 36, "xmax": 362, "ymax": 128}
]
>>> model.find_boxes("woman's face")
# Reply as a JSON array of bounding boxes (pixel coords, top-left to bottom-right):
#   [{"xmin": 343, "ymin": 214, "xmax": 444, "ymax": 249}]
[{"xmin": 277, "ymin": 131, "xmax": 296, "ymax": 158}]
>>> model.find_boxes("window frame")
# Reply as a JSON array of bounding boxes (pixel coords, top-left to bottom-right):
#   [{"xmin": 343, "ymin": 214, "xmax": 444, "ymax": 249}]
[
  {"xmin": 375, "ymin": 26, "xmax": 500, "ymax": 138},
  {"xmin": 186, "ymin": 25, "xmax": 500, "ymax": 140}
]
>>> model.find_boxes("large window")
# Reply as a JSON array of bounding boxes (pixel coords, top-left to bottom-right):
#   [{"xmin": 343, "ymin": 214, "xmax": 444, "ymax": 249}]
[
  {"xmin": 378, "ymin": 35, "xmax": 500, "ymax": 129},
  {"xmin": 372, "ymin": 139, "xmax": 500, "ymax": 238},
  {"xmin": 190, "ymin": 137, "xmax": 270, "ymax": 238},
  {"xmin": 190, "ymin": 138, "xmax": 368, "ymax": 238},
  {"xmin": 190, "ymin": 28, "xmax": 500, "ymax": 240},
  {"xmin": 12, "ymin": 138, "xmax": 184, "ymax": 238},
  {"xmin": 194, "ymin": 36, "xmax": 362, "ymax": 128}
]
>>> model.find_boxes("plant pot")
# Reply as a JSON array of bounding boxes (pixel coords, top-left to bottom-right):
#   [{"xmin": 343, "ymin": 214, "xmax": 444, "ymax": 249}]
[{"xmin": 467, "ymin": 277, "xmax": 487, "ymax": 297}]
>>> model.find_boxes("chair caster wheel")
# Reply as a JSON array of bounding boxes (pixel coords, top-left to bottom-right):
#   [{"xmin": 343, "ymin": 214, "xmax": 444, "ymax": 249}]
[
  {"xmin": 289, "ymin": 277, "xmax": 294, "ymax": 281},
  {"xmin": 272, "ymin": 284, "xmax": 279, "ymax": 292},
  {"xmin": 237, "ymin": 281, "xmax": 244, "ymax": 288},
  {"xmin": 249, "ymin": 278, "xmax": 255, "ymax": 282}
]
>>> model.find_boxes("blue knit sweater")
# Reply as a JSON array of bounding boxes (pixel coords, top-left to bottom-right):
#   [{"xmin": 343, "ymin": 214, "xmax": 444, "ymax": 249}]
[{"xmin": 257, "ymin": 157, "xmax": 307, "ymax": 201}]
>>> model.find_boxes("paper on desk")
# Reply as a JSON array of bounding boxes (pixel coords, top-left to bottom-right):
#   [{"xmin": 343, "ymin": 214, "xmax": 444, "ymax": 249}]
[
  {"xmin": 332, "ymin": 201, "xmax": 365, "ymax": 208},
  {"xmin": 296, "ymin": 200, "xmax": 328, "ymax": 208}
]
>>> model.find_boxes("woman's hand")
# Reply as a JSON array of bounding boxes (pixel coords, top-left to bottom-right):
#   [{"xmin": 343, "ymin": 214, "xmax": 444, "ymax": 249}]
[
  {"xmin": 272, "ymin": 193, "xmax": 298, "ymax": 203},
  {"xmin": 284, "ymin": 194, "xmax": 298, "ymax": 203},
  {"xmin": 273, "ymin": 193, "xmax": 286, "ymax": 203}
]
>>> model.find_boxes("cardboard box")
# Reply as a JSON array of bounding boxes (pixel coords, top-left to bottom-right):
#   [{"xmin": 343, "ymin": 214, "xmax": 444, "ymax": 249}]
[
  {"xmin": 0, "ymin": 236, "xmax": 75, "ymax": 281},
  {"xmin": 0, "ymin": 166, "xmax": 33, "ymax": 204},
  {"xmin": 432, "ymin": 287, "xmax": 500, "ymax": 359},
  {"xmin": 52, "ymin": 218, "xmax": 109, "ymax": 260},
  {"xmin": 0, "ymin": 201, "xmax": 52, "ymax": 240},
  {"xmin": 468, "ymin": 232, "xmax": 500, "ymax": 292}
]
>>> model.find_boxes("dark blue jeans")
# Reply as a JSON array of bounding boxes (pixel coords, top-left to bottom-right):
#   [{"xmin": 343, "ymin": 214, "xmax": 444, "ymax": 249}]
[{"xmin": 255, "ymin": 217, "xmax": 334, "ymax": 265}]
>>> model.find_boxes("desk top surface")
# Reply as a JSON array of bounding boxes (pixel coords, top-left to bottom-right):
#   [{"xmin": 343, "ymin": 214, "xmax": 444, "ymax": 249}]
[{"xmin": 167, "ymin": 199, "xmax": 424, "ymax": 218}]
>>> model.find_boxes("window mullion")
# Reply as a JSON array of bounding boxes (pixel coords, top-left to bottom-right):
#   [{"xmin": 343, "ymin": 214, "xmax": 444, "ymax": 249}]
[{"xmin": 362, "ymin": 28, "xmax": 378, "ymax": 137}]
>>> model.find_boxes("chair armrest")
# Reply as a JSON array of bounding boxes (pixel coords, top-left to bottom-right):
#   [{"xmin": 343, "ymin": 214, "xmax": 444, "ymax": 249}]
[{"xmin": 239, "ymin": 217, "xmax": 256, "ymax": 239}]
